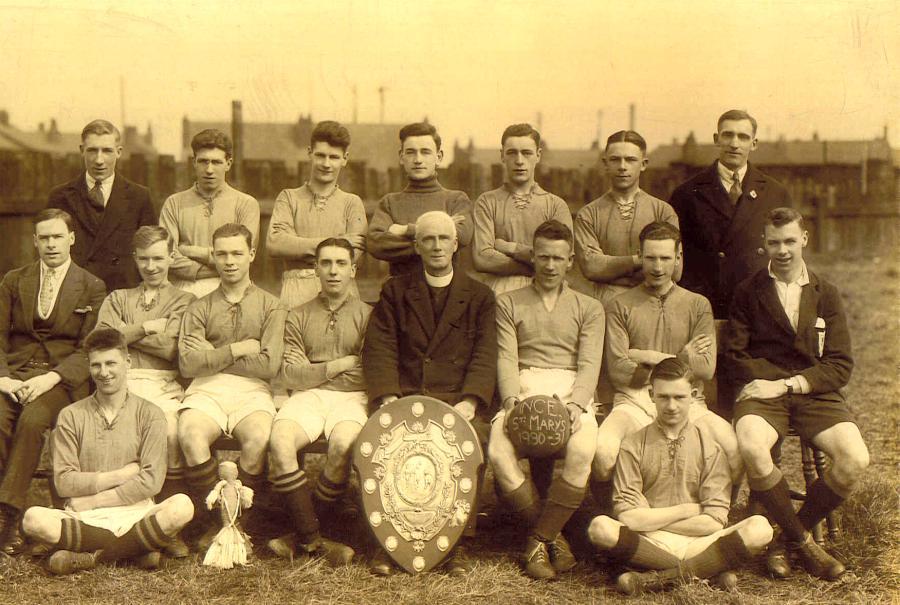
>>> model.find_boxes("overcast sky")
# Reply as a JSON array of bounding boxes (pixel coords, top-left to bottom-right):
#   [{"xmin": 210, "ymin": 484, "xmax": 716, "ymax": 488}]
[{"xmin": 1, "ymin": 0, "xmax": 897, "ymax": 158}]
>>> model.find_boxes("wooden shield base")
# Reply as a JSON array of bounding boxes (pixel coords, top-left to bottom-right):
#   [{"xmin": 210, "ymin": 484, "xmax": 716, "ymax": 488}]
[{"xmin": 353, "ymin": 396, "xmax": 484, "ymax": 574}]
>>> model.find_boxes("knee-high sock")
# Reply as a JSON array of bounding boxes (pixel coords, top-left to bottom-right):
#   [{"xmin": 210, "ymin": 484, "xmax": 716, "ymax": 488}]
[
  {"xmin": 607, "ymin": 525, "xmax": 680, "ymax": 570},
  {"xmin": 797, "ymin": 478, "xmax": 845, "ymax": 531},
  {"xmin": 504, "ymin": 480, "xmax": 541, "ymax": 528},
  {"xmin": 97, "ymin": 514, "xmax": 170, "ymax": 563},
  {"xmin": 530, "ymin": 458, "xmax": 555, "ymax": 500},
  {"xmin": 271, "ymin": 469, "xmax": 319, "ymax": 546},
  {"xmin": 590, "ymin": 479, "xmax": 613, "ymax": 516},
  {"xmin": 748, "ymin": 467, "xmax": 806, "ymax": 542},
  {"xmin": 184, "ymin": 457, "xmax": 219, "ymax": 519},
  {"xmin": 313, "ymin": 472, "xmax": 349, "ymax": 519},
  {"xmin": 680, "ymin": 530, "xmax": 752, "ymax": 579},
  {"xmin": 157, "ymin": 467, "xmax": 186, "ymax": 504},
  {"xmin": 56, "ymin": 518, "xmax": 115, "ymax": 553},
  {"xmin": 533, "ymin": 478, "xmax": 584, "ymax": 542}
]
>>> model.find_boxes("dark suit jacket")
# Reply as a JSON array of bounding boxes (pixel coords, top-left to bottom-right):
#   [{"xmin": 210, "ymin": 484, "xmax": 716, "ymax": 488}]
[
  {"xmin": 0, "ymin": 261, "xmax": 106, "ymax": 390},
  {"xmin": 47, "ymin": 174, "xmax": 156, "ymax": 291},
  {"xmin": 724, "ymin": 267, "xmax": 852, "ymax": 399},
  {"xmin": 363, "ymin": 271, "xmax": 496, "ymax": 414},
  {"xmin": 670, "ymin": 162, "xmax": 791, "ymax": 318}
]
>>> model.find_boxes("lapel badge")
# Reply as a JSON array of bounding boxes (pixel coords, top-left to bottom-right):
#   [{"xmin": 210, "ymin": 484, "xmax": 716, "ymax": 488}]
[{"xmin": 749, "ymin": 190, "xmax": 758, "ymax": 199}]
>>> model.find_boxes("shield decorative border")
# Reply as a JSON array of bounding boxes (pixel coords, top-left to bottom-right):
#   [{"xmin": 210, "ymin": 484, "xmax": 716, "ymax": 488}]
[{"xmin": 353, "ymin": 395, "xmax": 484, "ymax": 574}]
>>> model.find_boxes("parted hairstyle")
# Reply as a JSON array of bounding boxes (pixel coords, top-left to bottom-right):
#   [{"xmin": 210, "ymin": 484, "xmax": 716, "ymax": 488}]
[
  {"xmin": 315, "ymin": 237, "xmax": 355, "ymax": 261},
  {"xmin": 399, "ymin": 122, "xmax": 441, "ymax": 151},
  {"xmin": 311, "ymin": 121, "xmax": 351, "ymax": 151},
  {"xmin": 606, "ymin": 130, "xmax": 647, "ymax": 153},
  {"xmin": 32, "ymin": 208, "xmax": 74, "ymax": 232},
  {"xmin": 132, "ymin": 225, "xmax": 174, "ymax": 253},
  {"xmin": 191, "ymin": 128, "xmax": 233, "ymax": 159},
  {"xmin": 650, "ymin": 357, "xmax": 694, "ymax": 385},
  {"xmin": 212, "ymin": 223, "xmax": 253, "ymax": 249},
  {"xmin": 639, "ymin": 221, "xmax": 682, "ymax": 249},
  {"xmin": 533, "ymin": 219, "xmax": 573, "ymax": 248},
  {"xmin": 717, "ymin": 109, "xmax": 758, "ymax": 136},
  {"xmin": 81, "ymin": 119, "xmax": 121, "ymax": 143},
  {"xmin": 84, "ymin": 327, "xmax": 129, "ymax": 357},
  {"xmin": 766, "ymin": 207, "xmax": 805, "ymax": 230},
  {"xmin": 501, "ymin": 123, "xmax": 541, "ymax": 148}
]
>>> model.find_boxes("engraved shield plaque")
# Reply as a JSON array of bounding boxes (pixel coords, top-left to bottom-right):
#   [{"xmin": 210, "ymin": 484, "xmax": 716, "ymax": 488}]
[{"xmin": 353, "ymin": 396, "xmax": 484, "ymax": 574}]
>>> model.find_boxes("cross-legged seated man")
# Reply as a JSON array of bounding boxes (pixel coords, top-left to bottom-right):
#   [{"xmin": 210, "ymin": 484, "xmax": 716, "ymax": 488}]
[
  {"xmin": 177, "ymin": 223, "xmax": 287, "ymax": 547},
  {"xmin": 727, "ymin": 207, "xmax": 868, "ymax": 581},
  {"xmin": 488, "ymin": 220, "xmax": 603, "ymax": 580},
  {"xmin": 363, "ymin": 211, "xmax": 496, "ymax": 576},
  {"xmin": 22, "ymin": 328, "xmax": 194, "ymax": 575},
  {"xmin": 267, "ymin": 238, "xmax": 371, "ymax": 564},
  {"xmin": 591, "ymin": 222, "xmax": 741, "ymax": 517},
  {"xmin": 588, "ymin": 359, "xmax": 772, "ymax": 595}
]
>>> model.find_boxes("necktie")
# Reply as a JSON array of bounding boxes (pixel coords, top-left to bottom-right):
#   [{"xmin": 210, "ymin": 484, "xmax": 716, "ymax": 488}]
[
  {"xmin": 89, "ymin": 179, "xmax": 105, "ymax": 209},
  {"xmin": 39, "ymin": 268, "xmax": 56, "ymax": 317},
  {"xmin": 728, "ymin": 171, "xmax": 742, "ymax": 204}
]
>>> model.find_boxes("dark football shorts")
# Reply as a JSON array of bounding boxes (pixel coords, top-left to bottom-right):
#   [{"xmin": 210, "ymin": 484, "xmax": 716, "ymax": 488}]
[{"xmin": 733, "ymin": 392, "xmax": 855, "ymax": 441}]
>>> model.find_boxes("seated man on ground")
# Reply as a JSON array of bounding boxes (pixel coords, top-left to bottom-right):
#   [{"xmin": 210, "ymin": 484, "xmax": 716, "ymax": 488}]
[
  {"xmin": 363, "ymin": 211, "xmax": 496, "ymax": 576},
  {"xmin": 96, "ymin": 225, "xmax": 196, "ymax": 557},
  {"xmin": 22, "ymin": 328, "xmax": 194, "ymax": 575},
  {"xmin": 177, "ymin": 223, "xmax": 287, "ymax": 548},
  {"xmin": 488, "ymin": 220, "xmax": 603, "ymax": 580},
  {"xmin": 727, "ymin": 207, "xmax": 868, "ymax": 581},
  {"xmin": 589, "ymin": 358, "xmax": 772, "ymax": 595},
  {"xmin": 267, "ymin": 238, "xmax": 371, "ymax": 564},
  {"xmin": 591, "ymin": 221, "xmax": 741, "ymax": 517}
]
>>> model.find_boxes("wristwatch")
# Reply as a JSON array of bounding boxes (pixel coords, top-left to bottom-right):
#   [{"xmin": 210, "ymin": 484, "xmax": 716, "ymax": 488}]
[{"xmin": 783, "ymin": 378, "xmax": 794, "ymax": 395}]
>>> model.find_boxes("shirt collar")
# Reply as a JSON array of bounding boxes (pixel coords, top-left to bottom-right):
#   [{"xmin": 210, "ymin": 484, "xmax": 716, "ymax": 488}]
[
  {"xmin": 767, "ymin": 261, "xmax": 809, "ymax": 286},
  {"xmin": 40, "ymin": 256, "xmax": 72, "ymax": 280},
  {"xmin": 316, "ymin": 290, "xmax": 356, "ymax": 312},
  {"xmin": 503, "ymin": 182, "xmax": 547, "ymax": 197},
  {"xmin": 716, "ymin": 161, "xmax": 747, "ymax": 184},
  {"xmin": 193, "ymin": 181, "xmax": 227, "ymax": 202},
  {"xmin": 424, "ymin": 269, "xmax": 453, "ymax": 288},
  {"xmin": 86, "ymin": 173, "xmax": 115, "ymax": 191},
  {"xmin": 529, "ymin": 280, "xmax": 570, "ymax": 296}
]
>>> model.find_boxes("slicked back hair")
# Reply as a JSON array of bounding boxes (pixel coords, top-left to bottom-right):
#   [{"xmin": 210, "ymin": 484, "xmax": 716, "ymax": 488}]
[
  {"xmin": 606, "ymin": 130, "xmax": 647, "ymax": 153},
  {"xmin": 33, "ymin": 208, "xmax": 74, "ymax": 233},
  {"xmin": 315, "ymin": 237, "xmax": 355, "ymax": 261},
  {"xmin": 81, "ymin": 119, "xmax": 121, "ymax": 143},
  {"xmin": 191, "ymin": 129, "xmax": 233, "ymax": 159},
  {"xmin": 650, "ymin": 357, "xmax": 694, "ymax": 385},
  {"xmin": 765, "ymin": 207, "xmax": 805, "ymax": 230},
  {"xmin": 212, "ymin": 223, "xmax": 252, "ymax": 250},
  {"xmin": 311, "ymin": 121, "xmax": 351, "ymax": 151},
  {"xmin": 717, "ymin": 109, "xmax": 758, "ymax": 136},
  {"xmin": 132, "ymin": 225, "xmax": 173, "ymax": 253},
  {"xmin": 639, "ymin": 221, "xmax": 682, "ymax": 250},
  {"xmin": 501, "ymin": 123, "xmax": 541, "ymax": 148},
  {"xmin": 399, "ymin": 122, "xmax": 441, "ymax": 151},
  {"xmin": 533, "ymin": 219, "xmax": 573, "ymax": 249}
]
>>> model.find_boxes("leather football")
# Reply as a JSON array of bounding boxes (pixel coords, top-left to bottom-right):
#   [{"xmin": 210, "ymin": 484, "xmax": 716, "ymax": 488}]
[{"xmin": 506, "ymin": 394, "xmax": 571, "ymax": 458}]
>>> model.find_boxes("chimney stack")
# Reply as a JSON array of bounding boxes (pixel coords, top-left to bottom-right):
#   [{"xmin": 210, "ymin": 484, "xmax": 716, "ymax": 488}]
[
  {"xmin": 231, "ymin": 100, "xmax": 244, "ymax": 188},
  {"xmin": 628, "ymin": 103, "xmax": 635, "ymax": 131}
]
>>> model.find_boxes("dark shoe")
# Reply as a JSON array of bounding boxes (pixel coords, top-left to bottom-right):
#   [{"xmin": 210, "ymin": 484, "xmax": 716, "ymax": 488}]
[
  {"xmin": 309, "ymin": 538, "xmax": 354, "ymax": 567},
  {"xmin": 615, "ymin": 569, "xmax": 679, "ymax": 595},
  {"xmin": 369, "ymin": 548, "xmax": 395, "ymax": 577},
  {"xmin": 48, "ymin": 550, "xmax": 98, "ymax": 575},
  {"xmin": 766, "ymin": 535, "xmax": 792, "ymax": 579},
  {"xmin": 267, "ymin": 534, "xmax": 296, "ymax": 560},
  {"xmin": 29, "ymin": 542, "xmax": 53, "ymax": 559},
  {"xmin": 443, "ymin": 544, "xmax": 475, "ymax": 577},
  {"xmin": 163, "ymin": 534, "xmax": 190, "ymax": 559},
  {"xmin": 547, "ymin": 534, "xmax": 577, "ymax": 573},
  {"xmin": 522, "ymin": 536, "xmax": 555, "ymax": 580},
  {"xmin": 195, "ymin": 525, "xmax": 220, "ymax": 552},
  {"xmin": 714, "ymin": 570, "xmax": 738, "ymax": 591},
  {"xmin": 789, "ymin": 533, "xmax": 845, "ymax": 581},
  {"xmin": 1, "ymin": 524, "xmax": 26, "ymax": 556},
  {"xmin": 133, "ymin": 551, "xmax": 162, "ymax": 570}
]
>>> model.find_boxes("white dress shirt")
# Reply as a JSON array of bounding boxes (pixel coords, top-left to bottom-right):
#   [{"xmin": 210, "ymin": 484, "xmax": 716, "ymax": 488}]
[
  {"xmin": 85, "ymin": 173, "xmax": 116, "ymax": 207},
  {"xmin": 716, "ymin": 161, "xmax": 747, "ymax": 194},
  {"xmin": 768, "ymin": 260, "xmax": 811, "ymax": 393},
  {"xmin": 37, "ymin": 257, "xmax": 72, "ymax": 320}
]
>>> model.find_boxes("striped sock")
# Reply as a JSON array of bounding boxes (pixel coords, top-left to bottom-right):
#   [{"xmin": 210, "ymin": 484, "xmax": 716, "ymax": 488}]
[
  {"xmin": 313, "ymin": 473, "xmax": 348, "ymax": 513},
  {"xmin": 157, "ymin": 467, "xmax": 186, "ymax": 504},
  {"xmin": 56, "ymin": 518, "xmax": 115, "ymax": 552},
  {"xmin": 97, "ymin": 514, "xmax": 170, "ymax": 563},
  {"xmin": 271, "ymin": 469, "xmax": 319, "ymax": 545}
]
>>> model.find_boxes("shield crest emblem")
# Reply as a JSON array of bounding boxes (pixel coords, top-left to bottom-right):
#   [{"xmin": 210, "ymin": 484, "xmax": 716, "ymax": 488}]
[{"xmin": 353, "ymin": 396, "xmax": 484, "ymax": 574}]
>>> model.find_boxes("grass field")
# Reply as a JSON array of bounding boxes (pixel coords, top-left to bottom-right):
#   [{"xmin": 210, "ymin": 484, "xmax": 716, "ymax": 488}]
[{"xmin": 1, "ymin": 252, "xmax": 897, "ymax": 605}]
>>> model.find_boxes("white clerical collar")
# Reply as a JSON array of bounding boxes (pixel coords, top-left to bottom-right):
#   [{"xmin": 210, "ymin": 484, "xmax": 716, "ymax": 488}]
[{"xmin": 424, "ymin": 269, "xmax": 453, "ymax": 288}]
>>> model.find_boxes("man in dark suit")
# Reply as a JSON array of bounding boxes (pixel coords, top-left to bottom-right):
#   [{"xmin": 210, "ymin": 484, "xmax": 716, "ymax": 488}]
[
  {"xmin": 0, "ymin": 208, "xmax": 106, "ymax": 553},
  {"xmin": 363, "ymin": 210, "xmax": 496, "ymax": 576},
  {"xmin": 47, "ymin": 119, "xmax": 156, "ymax": 292},
  {"xmin": 726, "ymin": 208, "xmax": 868, "ymax": 582},
  {"xmin": 670, "ymin": 110, "xmax": 792, "ymax": 320}
]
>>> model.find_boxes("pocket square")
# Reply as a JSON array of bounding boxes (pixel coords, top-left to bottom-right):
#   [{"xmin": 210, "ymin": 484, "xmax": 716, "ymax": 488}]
[
  {"xmin": 815, "ymin": 316, "xmax": 826, "ymax": 356},
  {"xmin": 74, "ymin": 306, "xmax": 93, "ymax": 314}
]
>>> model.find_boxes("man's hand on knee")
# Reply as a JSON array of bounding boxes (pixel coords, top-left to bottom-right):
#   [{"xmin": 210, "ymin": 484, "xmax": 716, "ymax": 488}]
[
  {"xmin": 17, "ymin": 372, "xmax": 61, "ymax": 404},
  {"xmin": 0, "ymin": 377, "xmax": 24, "ymax": 403}
]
